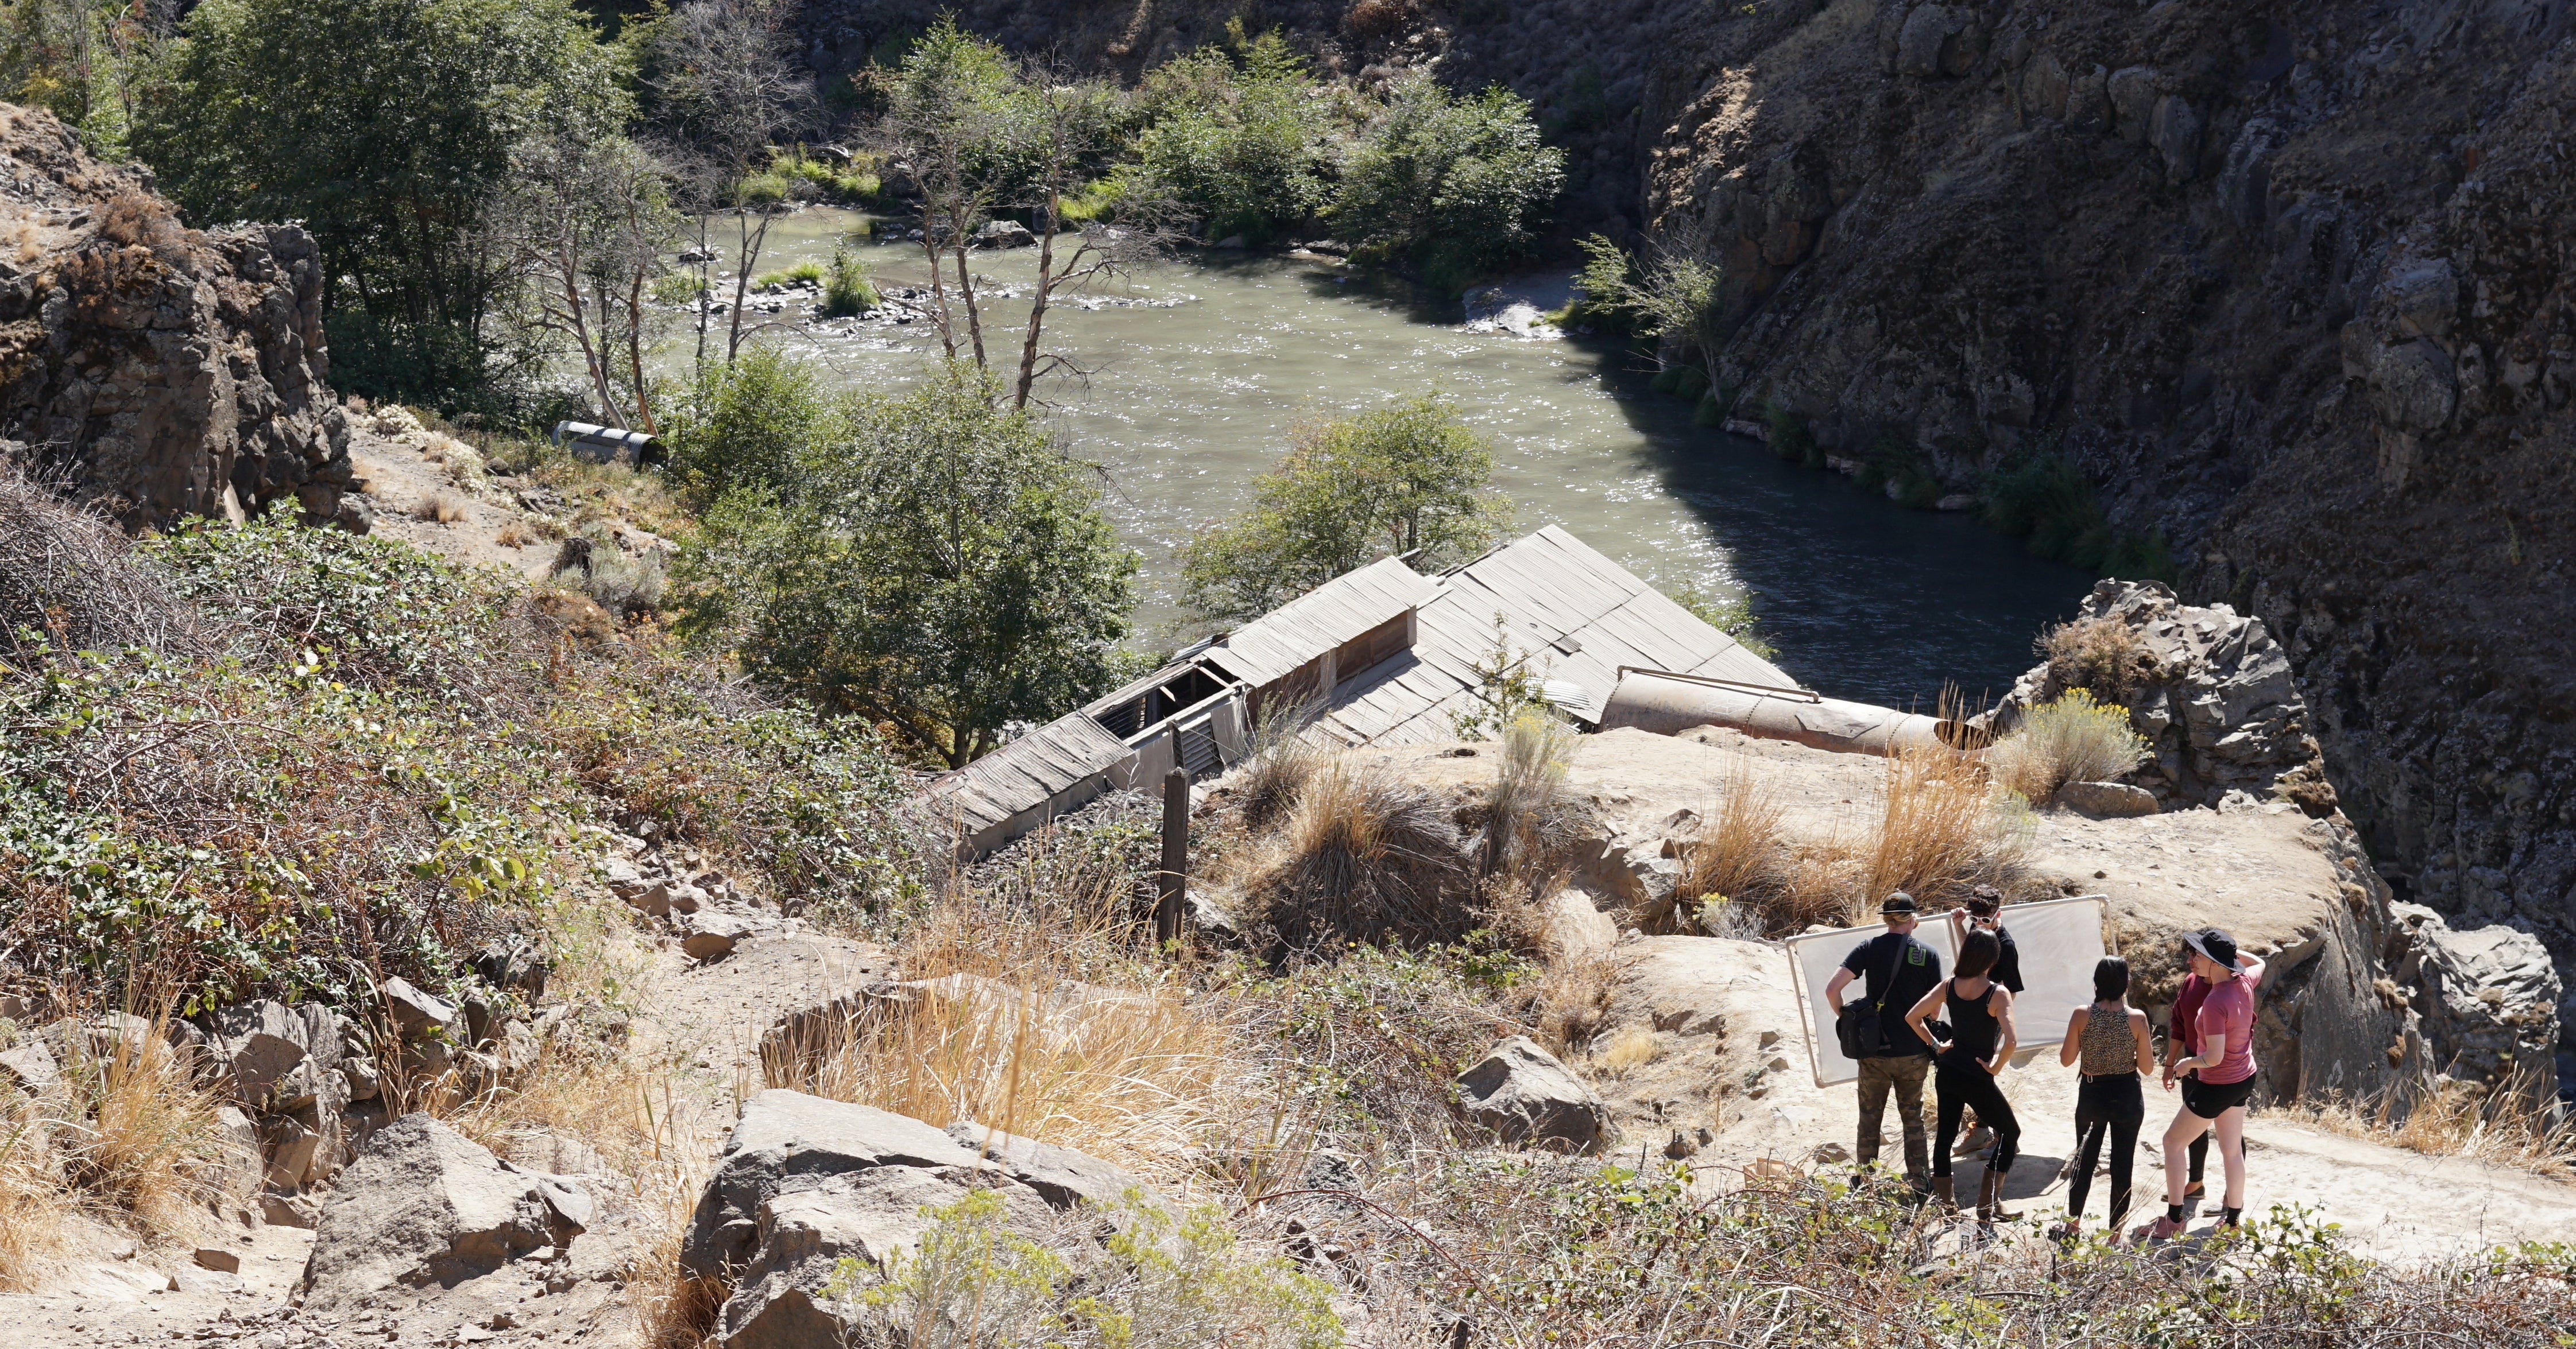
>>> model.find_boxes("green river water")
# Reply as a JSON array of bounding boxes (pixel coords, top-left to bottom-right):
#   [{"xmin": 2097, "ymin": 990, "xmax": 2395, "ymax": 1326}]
[{"xmin": 702, "ymin": 209, "xmax": 2095, "ymax": 710}]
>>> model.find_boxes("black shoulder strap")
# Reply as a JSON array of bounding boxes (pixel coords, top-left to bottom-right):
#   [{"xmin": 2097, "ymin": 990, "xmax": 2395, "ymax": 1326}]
[{"xmin": 1870, "ymin": 936, "xmax": 1905, "ymax": 1012}]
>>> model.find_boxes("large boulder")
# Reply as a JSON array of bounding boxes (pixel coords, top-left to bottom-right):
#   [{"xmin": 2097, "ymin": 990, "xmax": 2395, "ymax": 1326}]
[
  {"xmin": 1456, "ymin": 1037, "xmax": 1610, "ymax": 1154},
  {"xmin": 0, "ymin": 110, "xmax": 349, "ymax": 532},
  {"xmin": 1990, "ymin": 581, "xmax": 2322, "ymax": 811},
  {"xmin": 681, "ymin": 1090, "xmax": 998, "ymax": 1278},
  {"xmin": 944, "ymin": 1122, "xmax": 1159, "ymax": 1212},
  {"xmin": 714, "ymin": 1167, "xmax": 1046, "ymax": 1349},
  {"xmin": 2391, "ymin": 904, "xmax": 2563, "ymax": 1099},
  {"xmin": 298, "ymin": 1114, "xmax": 589, "ymax": 1312},
  {"xmin": 203, "ymin": 999, "xmax": 350, "ymax": 1189}
]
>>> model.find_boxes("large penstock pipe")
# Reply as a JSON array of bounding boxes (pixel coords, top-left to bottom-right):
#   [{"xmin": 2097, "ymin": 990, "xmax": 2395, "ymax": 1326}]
[{"xmin": 1597, "ymin": 668, "xmax": 1950, "ymax": 756}]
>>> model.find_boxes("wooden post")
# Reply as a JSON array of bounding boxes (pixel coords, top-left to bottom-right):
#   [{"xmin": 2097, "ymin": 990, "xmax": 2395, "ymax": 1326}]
[{"xmin": 1157, "ymin": 761, "xmax": 1189, "ymax": 951}]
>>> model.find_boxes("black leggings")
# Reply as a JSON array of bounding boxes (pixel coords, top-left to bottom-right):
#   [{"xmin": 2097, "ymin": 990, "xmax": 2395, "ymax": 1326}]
[
  {"xmin": 2068, "ymin": 1073, "xmax": 2144, "ymax": 1226},
  {"xmin": 1932, "ymin": 1061, "xmax": 2020, "ymax": 1179}
]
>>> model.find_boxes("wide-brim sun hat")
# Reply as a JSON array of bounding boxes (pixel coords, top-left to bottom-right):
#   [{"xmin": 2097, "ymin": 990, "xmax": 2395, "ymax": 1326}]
[{"xmin": 2181, "ymin": 927, "xmax": 2243, "ymax": 973}]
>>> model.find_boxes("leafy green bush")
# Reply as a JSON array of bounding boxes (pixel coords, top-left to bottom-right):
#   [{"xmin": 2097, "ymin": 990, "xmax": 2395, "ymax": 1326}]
[
  {"xmin": 1763, "ymin": 400, "xmax": 1821, "ymax": 468},
  {"xmin": 1120, "ymin": 32, "xmax": 1335, "ymax": 245},
  {"xmin": 822, "ymin": 245, "xmax": 878, "ymax": 317},
  {"xmin": 1334, "ymin": 76, "xmax": 1565, "ymax": 290},
  {"xmin": 1182, "ymin": 393, "xmax": 1513, "ymax": 622},
  {"xmin": 659, "ymin": 347, "xmax": 845, "ymax": 501},
  {"xmin": 675, "ymin": 363, "xmax": 1140, "ymax": 767},
  {"xmin": 822, "ymin": 1189, "xmax": 1343, "ymax": 1348},
  {"xmin": 1669, "ymin": 584, "xmax": 1777, "ymax": 661},
  {"xmin": 1983, "ymin": 448, "xmax": 2176, "ymax": 579}
]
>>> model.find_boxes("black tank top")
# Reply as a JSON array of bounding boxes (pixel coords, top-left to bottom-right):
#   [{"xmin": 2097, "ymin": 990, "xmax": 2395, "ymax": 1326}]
[{"xmin": 1941, "ymin": 979, "xmax": 2001, "ymax": 1070}]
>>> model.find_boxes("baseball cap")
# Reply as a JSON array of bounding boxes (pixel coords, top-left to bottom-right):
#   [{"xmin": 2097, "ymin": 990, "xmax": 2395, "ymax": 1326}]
[{"xmin": 1880, "ymin": 891, "xmax": 1919, "ymax": 917}]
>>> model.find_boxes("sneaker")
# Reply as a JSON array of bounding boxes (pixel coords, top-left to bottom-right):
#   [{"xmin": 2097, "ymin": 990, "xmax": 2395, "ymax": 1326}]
[{"xmin": 1953, "ymin": 1126, "xmax": 1995, "ymax": 1157}]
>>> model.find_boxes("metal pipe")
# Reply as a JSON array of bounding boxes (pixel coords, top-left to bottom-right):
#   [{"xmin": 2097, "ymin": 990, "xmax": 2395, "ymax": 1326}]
[{"xmin": 1598, "ymin": 667, "xmax": 1948, "ymax": 756}]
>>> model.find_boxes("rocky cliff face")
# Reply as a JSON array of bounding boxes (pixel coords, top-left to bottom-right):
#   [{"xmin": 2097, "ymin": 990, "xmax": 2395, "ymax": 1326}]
[
  {"xmin": 808, "ymin": 0, "xmax": 2576, "ymax": 1051},
  {"xmin": 0, "ymin": 106, "xmax": 357, "ymax": 532}
]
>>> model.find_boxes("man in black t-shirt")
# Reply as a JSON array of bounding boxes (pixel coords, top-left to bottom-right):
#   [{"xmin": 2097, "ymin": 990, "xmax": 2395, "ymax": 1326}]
[{"xmin": 1825, "ymin": 891, "xmax": 1945, "ymax": 1192}]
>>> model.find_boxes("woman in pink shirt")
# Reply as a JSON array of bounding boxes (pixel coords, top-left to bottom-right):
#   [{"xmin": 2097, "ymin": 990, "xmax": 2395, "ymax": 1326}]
[{"xmin": 2151, "ymin": 928, "xmax": 2266, "ymax": 1240}]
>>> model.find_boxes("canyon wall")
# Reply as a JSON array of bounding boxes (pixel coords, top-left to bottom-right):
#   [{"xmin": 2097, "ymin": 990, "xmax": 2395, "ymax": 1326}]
[{"xmin": 807, "ymin": 0, "xmax": 2576, "ymax": 1048}]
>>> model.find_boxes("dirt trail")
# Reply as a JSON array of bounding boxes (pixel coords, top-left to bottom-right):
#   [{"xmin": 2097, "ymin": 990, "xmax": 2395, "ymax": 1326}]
[{"xmin": 1594, "ymin": 932, "xmax": 2576, "ymax": 1264}]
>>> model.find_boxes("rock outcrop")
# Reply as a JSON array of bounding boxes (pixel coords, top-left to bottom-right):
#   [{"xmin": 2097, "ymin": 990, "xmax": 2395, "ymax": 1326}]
[
  {"xmin": 1991, "ymin": 580, "xmax": 2326, "ymax": 812},
  {"xmin": 1456, "ymin": 1036, "xmax": 1611, "ymax": 1153},
  {"xmin": 683, "ymin": 1091, "xmax": 1138, "ymax": 1349},
  {"xmin": 299, "ymin": 1114, "xmax": 590, "ymax": 1313},
  {"xmin": 0, "ymin": 105, "xmax": 354, "ymax": 532}
]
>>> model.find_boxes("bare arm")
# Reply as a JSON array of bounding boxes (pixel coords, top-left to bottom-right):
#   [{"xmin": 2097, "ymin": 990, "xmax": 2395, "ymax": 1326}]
[
  {"xmin": 2130, "ymin": 1009, "xmax": 2156, "ymax": 1076},
  {"xmin": 1825, "ymin": 967, "xmax": 1855, "ymax": 1015},
  {"xmin": 1903, "ymin": 981, "xmax": 1949, "ymax": 1050},
  {"xmin": 2242, "ymin": 955, "xmax": 2268, "ymax": 989},
  {"xmin": 1987, "ymin": 987, "xmax": 2017, "ymax": 1074},
  {"xmin": 2172, "ymin": 1030, "xmax": 2227, "ymax": 1080},
  {"xmin": 2059, "ymin": 1004, "xmax": 2088, "ymax": 1068}
]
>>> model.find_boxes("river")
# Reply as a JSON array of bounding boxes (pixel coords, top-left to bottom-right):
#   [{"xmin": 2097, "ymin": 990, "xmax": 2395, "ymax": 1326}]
[{"xmin": 703, "ymin": 208, "xmax": 2095, "ymax": 710}]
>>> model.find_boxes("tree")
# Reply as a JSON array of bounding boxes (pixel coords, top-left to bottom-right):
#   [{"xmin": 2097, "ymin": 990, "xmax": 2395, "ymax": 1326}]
[
  {"xmin": 131, "ymin": 0, "xmax": 626, "ymax": 406},
  {"xmin": 1182, "ymin": 394, "xmax": 1513, "ymax": 622},
  {"xmin": 1119, "ymin": 30, "xmax": 1335, "ymax": 246},
  {"xmin": 496, "ymin": 130, "xmax": 683, "ymax": 431},
  {"xmin": 877, "ymin": 21, "xmax": 1167, "ymax": 410},
  {"xmin": 641, "ymin": 0, "xmax": 817, "ymax": 366},
  {"xmin": 1572, "ymin": 233, "xmax": 1726, "ymax": 389},
  {"xmin": 675, "ymin": 364, "xmax": 1140, "ymax": 767},
  {"xmin": 659, "ymin": 345, "xmax": 842, "ymax": 501},
  {"xmin": 1334, "ymin": 76, "xmax": 1565, "ymax": 290}
]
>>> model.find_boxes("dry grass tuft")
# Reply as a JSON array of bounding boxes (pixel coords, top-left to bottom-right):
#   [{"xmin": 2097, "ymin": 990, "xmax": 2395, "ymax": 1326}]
[
  {"xmin": 1528, "ymin": 948, "xmax": 1621, "ymax": 1055},
  {"xmin": 0, "ymin": 1093, "xmax": 69, "ymax": 1290},
  {"xmin": 1347, "ymin": 0, "xmax": 1421, "ymax": 38},
  {"xmin": 627, "ymin": 1154, "xmax": 723, "ymax": 1349},
  {"xmin": 495, "ymin": 521, "xmax": 535, "ymax": 549},
  {"xmin": 1233, "ymin": 696, "xmax": 1326, "ymax": 833},
  {"xmin": 1480, "ymin": 712, "xmax": 1589, "ymax": 886},
  {"xmin": 57, "ymin": 1013, "xmax": 220, "ymax": 1236},
  {"xmin": 1859, "ymin": 746, "xmax": 2026, "ymax": 917},
  {"xmin": 2041, "ymin": 616, "xmax": 2158, "ymax": 703},
  {"xmin": 776, "ymin": 860, "xmax": 1233, "ymax": 1180},
  {"xmin": 1595, "ymin": 1026, "xmax": 1659, "ymax": 1076},
  {"xmin": 417, "ymin": 491, "xmax": 469, "ymax": 524},
  {"xmin": 0, "ymin": 472, "xmax": 207, "ymax": 664},
  {"xmin": 1988, "ymin": 688, "xmax": 2150, "ymax": 804},
  {"xmin": 1677, "ymin": 766, "xmax": 1787, "ymax": 924},
  {"xmin": 1241, "ymin": 758, "xmax": 1475, "ymax": 951}
]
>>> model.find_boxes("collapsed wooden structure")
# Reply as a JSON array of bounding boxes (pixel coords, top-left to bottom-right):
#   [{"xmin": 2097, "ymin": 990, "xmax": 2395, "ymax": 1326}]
[{"xmin": 927, "ymin": 526, "xmax": 1796, "ymax": 856}]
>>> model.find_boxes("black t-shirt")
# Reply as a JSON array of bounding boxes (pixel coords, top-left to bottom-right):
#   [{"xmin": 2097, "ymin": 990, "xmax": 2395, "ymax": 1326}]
[
  {"xmin": 1840, "ymin": 931, "xmax": 1944, "ymax": 1057},
  {"xmin": 1991, "ymin": 924, "xmax": 2024, "ymax": 994}
]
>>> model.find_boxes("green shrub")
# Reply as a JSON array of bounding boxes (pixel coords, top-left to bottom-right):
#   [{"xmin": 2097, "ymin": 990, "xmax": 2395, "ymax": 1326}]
[
  {"xmin": 1122, "ymin": 32, "xmax": 1335, "ymax": 245},
  {"xmin": 659, "ymin": 347, "xmax": 845, "ymax": 501},
  {"xmin": 1669, "ymin": 583, "xmax": 1777, "ymax": 661},
  {"xmin": 752, "ymin": 261, "xmax": 825, "ymax": 290},
  {"xmin": 1987, "ymin": 687, "xmax": 2150, "ymax": 802},
  {"xmin": 1763, "ymin": 400, "xmax": 1817, "ymax": 467},
  {"xmin": 1668, "ymin": 366, "xmax": 1710, "ymax": 402},
  {"xmin": 1333, "ymin": 76, "xmax": 1565, "ymax": 290},
  {"xmin": 821, "ymin": 245, "xmax": 877, "ymax": 318},
  {"xmin": 1983, "ymin": 448, "xmax": 2176, "ymax": 579},
  {"xmin": 822, "ymin": 1189, "xmax": 1343, "ymax": 1348}
]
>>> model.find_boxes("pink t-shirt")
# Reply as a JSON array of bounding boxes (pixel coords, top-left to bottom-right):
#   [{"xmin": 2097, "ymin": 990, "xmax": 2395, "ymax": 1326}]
[{"xmin": 2194, "ymin": 973, "xmax": 2258, "ymax": 1086}]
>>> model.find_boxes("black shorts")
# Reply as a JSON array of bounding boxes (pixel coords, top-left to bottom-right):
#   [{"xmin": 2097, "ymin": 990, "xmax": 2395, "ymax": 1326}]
[{"xmin": 2182, "ymin": 1074, "xmax": 2256, "ymax": 1120}]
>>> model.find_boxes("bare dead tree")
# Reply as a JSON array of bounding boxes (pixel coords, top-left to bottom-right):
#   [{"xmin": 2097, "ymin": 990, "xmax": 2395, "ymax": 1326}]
[
  {"xmin": 647, "ymin": 0, "xmax": 818, "ymax": 366},
  {"xmin": 498, "ymin": 133, "xmax": 683, "ymax": 429}
]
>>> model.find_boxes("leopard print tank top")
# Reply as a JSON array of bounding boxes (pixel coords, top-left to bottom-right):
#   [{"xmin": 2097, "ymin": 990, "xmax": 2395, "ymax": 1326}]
[{"xmin": 2079, "ymin": 1002, "xmax": 2137, "ymax": 1076}]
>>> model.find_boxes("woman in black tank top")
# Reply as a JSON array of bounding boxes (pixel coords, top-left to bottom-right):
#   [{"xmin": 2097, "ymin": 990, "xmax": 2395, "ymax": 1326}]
[{"xmin": 1903, "ymin": 930, "xmax": 2022, "ymax": 1223}]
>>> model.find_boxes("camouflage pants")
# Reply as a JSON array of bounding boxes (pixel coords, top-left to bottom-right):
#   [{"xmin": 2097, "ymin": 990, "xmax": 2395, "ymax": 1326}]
[{"xmin": 1855, "ymin": 1053, "xmax": 1932, "ymax": 1187}]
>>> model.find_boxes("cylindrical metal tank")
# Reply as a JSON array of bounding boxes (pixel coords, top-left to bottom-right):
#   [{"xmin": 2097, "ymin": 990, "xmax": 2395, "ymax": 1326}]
[{"xmin": 1596, "ymin": 668, "xmax": 1949, "ymax": 756}]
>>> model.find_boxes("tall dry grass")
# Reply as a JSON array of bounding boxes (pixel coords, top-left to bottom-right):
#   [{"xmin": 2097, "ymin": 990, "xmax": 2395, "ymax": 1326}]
[
  {"xmin": 1856, "ymin": 746, "xmax": 2028, "ymax": 920},
  {"xmin": 773, "ymin": 858, "xmax": 1236, "ymax": 1181},
  {"xmin": 1233, "ymin": 694, "xmax": 1326, "ymax": 832},
  {"xmin": 1241, "ymin": 758, "xmax": 1475, "ymax": 950},
  {"xmin": 2287, "ymin": 1063, "xmax": 2576, "ymax": 1179},
  {"xmin": 0, "ymin": 1093, "xmax": 69, "ymax": 1290},
  {"xmin": 1481, "ymin": 711, "xmax": 1585, "ymax": 882},
  {"xmin": 57, "ymin": 1015, "xmax": 221, "ymax": 1236},
  {"xmin": 628, "ymin": 1153, "xmax": 724, "ymax": 1349},
  {"xmin": 1677, "ymin": 766, "xmax": 1787, "ymax": 925}
]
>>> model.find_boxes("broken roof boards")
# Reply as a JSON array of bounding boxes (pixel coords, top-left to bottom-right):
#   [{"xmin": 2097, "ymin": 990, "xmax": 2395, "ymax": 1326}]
[{"xmin": 927, "ymin": 526, "xmax": 1794, "ymax": 855}]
